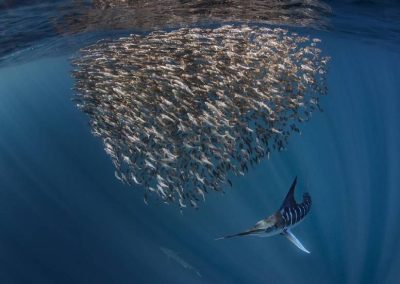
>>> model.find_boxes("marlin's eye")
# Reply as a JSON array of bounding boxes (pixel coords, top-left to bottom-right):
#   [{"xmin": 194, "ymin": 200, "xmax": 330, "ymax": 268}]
[{"xmin": 265, "ymin": 227, "xmax": 273, "ymax": 233}]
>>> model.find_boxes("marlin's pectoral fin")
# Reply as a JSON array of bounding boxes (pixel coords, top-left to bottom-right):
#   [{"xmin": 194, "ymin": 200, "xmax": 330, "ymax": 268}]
[{"xmin": 281, "ymin": 230, "xmax": 310, "ymax": 254}]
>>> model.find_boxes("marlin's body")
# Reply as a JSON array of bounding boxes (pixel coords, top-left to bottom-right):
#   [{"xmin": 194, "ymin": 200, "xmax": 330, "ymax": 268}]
[{"xmin": 217, "ymin": 177, "xmax": 312, "ymax": 253}]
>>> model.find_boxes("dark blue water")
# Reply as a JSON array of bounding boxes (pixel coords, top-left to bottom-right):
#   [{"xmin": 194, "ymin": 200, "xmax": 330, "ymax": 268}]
[{"xmin": 1, "ymin": 1, "xmax": 399, "ymax": 283}]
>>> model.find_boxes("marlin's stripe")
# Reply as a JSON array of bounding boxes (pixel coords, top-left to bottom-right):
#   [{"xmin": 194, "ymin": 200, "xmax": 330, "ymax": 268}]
[
  {"xmin": 290, "ymin": 208, "xmax": 294, "ymax": 224},
  {"xmin": 292, "ymin": 209, "xmax": 296, "ymax": 224},
  {"xmin": 294, "ymin": 207, "xmax": 299, "ymax": 222}
]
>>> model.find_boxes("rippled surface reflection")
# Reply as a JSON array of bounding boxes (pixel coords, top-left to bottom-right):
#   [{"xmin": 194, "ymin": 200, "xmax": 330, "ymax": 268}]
[{"xmin": 1, "ymin": 0, "xmax": 332, "ymax": 65}]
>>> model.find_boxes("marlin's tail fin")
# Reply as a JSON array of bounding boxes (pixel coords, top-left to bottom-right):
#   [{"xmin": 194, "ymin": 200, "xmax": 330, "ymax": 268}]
[{"xmin": 303, "ymin": 192, "xmax": 312, "ymax": 204}]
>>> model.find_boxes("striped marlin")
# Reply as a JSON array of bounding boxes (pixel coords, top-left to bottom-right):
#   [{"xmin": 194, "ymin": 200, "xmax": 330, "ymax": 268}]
[{"xmin": 216, "ymin": 177, "xmax": 312, "ymax": 253}]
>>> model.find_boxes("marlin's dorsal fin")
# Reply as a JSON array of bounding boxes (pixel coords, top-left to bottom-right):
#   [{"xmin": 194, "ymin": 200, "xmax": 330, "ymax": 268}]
[
  {"xmin": 282, "ymin": 229, "xmax": 310, "ymax": 254},
  {"xmin": 279, "ymin": 176, "xmax": 297, "ymax": 210}
]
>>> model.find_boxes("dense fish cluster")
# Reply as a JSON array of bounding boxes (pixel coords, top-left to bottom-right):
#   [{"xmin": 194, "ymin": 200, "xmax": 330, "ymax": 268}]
[{"xmin": 72, "ymin": 25, "xmax": 329, "ymax": 208}]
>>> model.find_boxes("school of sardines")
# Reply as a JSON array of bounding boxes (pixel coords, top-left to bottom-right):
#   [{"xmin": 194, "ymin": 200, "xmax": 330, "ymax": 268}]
[{"xmin": 72, "ymin": 25, "xmax": 329, "ymax": 208}]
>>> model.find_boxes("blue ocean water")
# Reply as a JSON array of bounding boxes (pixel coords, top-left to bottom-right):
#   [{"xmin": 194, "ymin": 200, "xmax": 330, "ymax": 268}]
[{"xmin": 0, "ymin": 1, "xmax": 399, "ymax": 283}]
